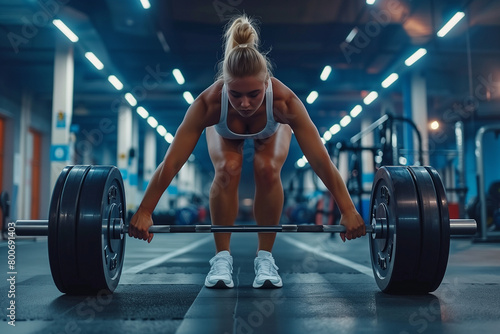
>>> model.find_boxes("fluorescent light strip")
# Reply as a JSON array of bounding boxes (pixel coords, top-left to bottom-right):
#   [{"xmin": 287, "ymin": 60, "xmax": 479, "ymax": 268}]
[
  {"xmin": 84, "ymin": 52, "xmax": 104, "ymax": 70},
  {"xmin": 140, "ymin": 0, "xmax": 151, "ymax": 9},
  {"xmin": 156, "ymin": 125, "xmax": 167, "ymax": 136},
  {"xmin": 147, "ymin": 116, "xmax": 158, "ymax": 128},
  {"xmin": 330, "ymin": 124, "xmax": 341, "ymax": 135},
  {"xmin": 366, "ymin": 0, "xmax": 376, "ymax": 4},
  {"xmin": 136, "ymin": 106, "xmax": 149, "ymax": 119},
  {"xmin": 173, "ymin": 69, "xmax": 185, "ymax": 85},
  {"xmin": 340, "ymin": 115, "xmax": 352, "ymax": 127},
  {"xmin": 125, "ymin": 93, "xmax": 137, "ymax": 107},
  {"xmin": 437, "ymin": 12, "xmax": 465, "ymax": 37},
  {"xmin": 323, "ymin": 130, "xmax": 332, "ymax": 142},
  {"xmin": 52, "ymin": 19, "xmax": 79, "ymax": 42},
  {"xmin": 363, "ymin": 91, "xmax": 378, "ymax": 105},
  {"xmin": 381, "ymin": 73, "xmax": 399, "ymax": 88},
  {"xmin": 108, "ymin": 75, "xmax": 123, "ymax": 90},
  {"xmin": 165, "ymin": 133, "xmax": 174, "ymax": 143},
  {"xmin": 306, "ymin": 91, "xmax": 318, "ymax": 104},
  {"xmin": 183, "ymin": 91, "xmax": 194, "ymax": 104},
  {"xmin": 350, "ymin": 105, "xmax": 363, "ymax": 118},
  {"xmin": 320, "ymin": 66, "xmax": 332, "ymax": 81},
  {"xmin": 345, "ymin": 27, "xmax": 358, "ymax": 43},
  {"xmin": 405, "ymin": 48, "xmax": 427, "ymax": 66}
]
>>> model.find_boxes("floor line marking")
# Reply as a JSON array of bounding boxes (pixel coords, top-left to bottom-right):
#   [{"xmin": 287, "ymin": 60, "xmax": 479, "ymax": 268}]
[
  {"xmin": 123, "ymin": 236, "xmax": 212, "ymax": 274},
  {"xmin": 281, "ymin": 236, "xmax": 374, "ymax": 278}
]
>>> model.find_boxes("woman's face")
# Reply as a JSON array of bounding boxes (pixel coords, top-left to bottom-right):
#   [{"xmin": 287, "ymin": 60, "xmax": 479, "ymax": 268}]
[{"xmin": 227, "ymin": 76, "xmax": 267, "ymax": 118}]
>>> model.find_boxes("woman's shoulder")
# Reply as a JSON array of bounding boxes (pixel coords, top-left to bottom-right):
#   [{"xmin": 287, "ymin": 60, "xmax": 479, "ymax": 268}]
[
  {"xmin": 270, "ymin": 77, "xmax": 295, "ymax": 100},
  {"xmin": 270, "ymin": 77, "xmax": 297, "ymax": 120},
  {"xmin": 200, "ymin": 80, "xmax": 224, "ymax": 103}
]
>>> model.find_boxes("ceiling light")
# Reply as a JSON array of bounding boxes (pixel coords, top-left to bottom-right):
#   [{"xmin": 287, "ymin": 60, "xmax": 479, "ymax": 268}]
[
  {"xmin": 345, "ymin": 27, "xmax": 359, "ymax": 43},
  {"xmin": 320, "ymin": 66, "xmax": 332, "ymax": 81},
  {"xmin": 136, "ymin": 106, "xmax": 149, "ymax": 119},
  {"xmin": 52, "ymin": 19, "xmax": 79, "ymax": 42},
  {"xmin": 165, "ymin": 133, "xmax": 174, "ymax": 143},
  {"xmin": 108, "ymin": 75, "xmax": 123, "ymax": 90},
  {"xmin": 330, "ymin": 124, "xmax": 341, "ymax": 135},
  {"xmin": 124, "ymin": 93, "xmax": 137, "ymax": 107},
  {"xmin": 405, "ymin": 48, "xmax": 427, "ymax": 66},
  {"xmin": 430, "ymin": 121, "xmax": 440, "ymax": 130},
  {"xmin": 381, "ymin": 73, "xmax": 399, "ymax": 88},
  {"xmin": 84, "ymin": 52, "xmax": 104, "ymax": 70},
  {"xmin": 173, "ymin": 69, "xmax": 185, "ymax": 85},
  {"xmin": 156, "ymin": 31, "xmax": 170, "ymax": 53},
  {"xmin": 296, "ymin": 158, "xmax": 306, "ymax": 168},
  {"xmin": 183, "ymin": 91, "xmax": 194, "ymax": 104},
  {"xmin": 306, "ymin": 91, "xmax": 318, "ymax": 104},
  {"xmin": 156, "ymin": 125, "xmax": 167, "ymax": 136},
  {"xmin": 147, "ymin": 116, "xmax": 158, "ymax": 128},
  {"xmin": 350, "ymin": 105, "xmax": 363, "ymax": 118},
  {"xmin": 366, "ymin": 0, "xmax": 376, "ymax": 4},
  {"xmin": 323, "ymin": 130, "xmax": 332, "ymax": 142},
  {"xmin": 437, "ymin": 12, "xmax": 465, "ymax": 37},
  {"xmin": 140, "ymin": 0, "xmax": 151, "ymax": 9},
  {"xmin": 340, "ymin": 115, "xmax": 352, "ymax": 127},
  {"xmin": 363, "ymin": 91, "xmax": 378, "ymax": 105}
]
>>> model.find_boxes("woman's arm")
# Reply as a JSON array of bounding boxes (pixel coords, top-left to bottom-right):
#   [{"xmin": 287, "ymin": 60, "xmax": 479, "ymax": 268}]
[
  {"xmin": 280, "ymin": 86, "xmax": 366, "ymax": 241},
  {"xmin": 128, "ymin": 94, "xmax": 214, "ymax": 242}
]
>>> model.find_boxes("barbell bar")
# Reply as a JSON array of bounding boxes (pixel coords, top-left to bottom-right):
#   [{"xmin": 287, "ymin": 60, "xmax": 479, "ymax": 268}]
[
  {"xmin": 14, "ymin": 164, "xmax": 477, "ymax": 295},
  {"xmin": 15, "ymin": 218, "xmax": 476, "ymax": 235}
]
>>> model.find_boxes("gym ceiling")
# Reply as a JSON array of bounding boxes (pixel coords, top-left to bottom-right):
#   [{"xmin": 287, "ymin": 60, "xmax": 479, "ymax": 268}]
[{"xmin": 1, "ymin": 0, "xmax": 499, "ymax": 175}]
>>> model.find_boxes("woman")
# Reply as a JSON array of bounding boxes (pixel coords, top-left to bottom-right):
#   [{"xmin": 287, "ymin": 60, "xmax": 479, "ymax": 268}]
[{"xmin": 128, "ymin": 15, "xmax": 366, "ymax": 289}]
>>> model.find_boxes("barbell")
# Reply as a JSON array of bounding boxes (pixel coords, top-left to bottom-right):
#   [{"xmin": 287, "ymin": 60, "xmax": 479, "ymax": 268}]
[{"xmin": 15, "ymin": 165, "xmax": 476, "ymax": 295}]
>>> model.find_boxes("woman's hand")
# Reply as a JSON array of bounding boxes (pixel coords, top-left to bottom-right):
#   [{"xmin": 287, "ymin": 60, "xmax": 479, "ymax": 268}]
[
  {"xmin": 128, "ymin": 207, "xmax": 154, "ymax": 243},
  {"xmin": 339, "ymin": 210, "xmax": 366, "ymax": 242}
]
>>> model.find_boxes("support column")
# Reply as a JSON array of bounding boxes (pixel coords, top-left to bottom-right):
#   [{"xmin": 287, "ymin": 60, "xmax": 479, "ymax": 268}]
[
  {"xmin": 16, "ymin": 93, "xmax": 31, "ymax": 219},
  {"xmin": 143, "ymin": 127, "xmax": 157, "ymax": 191},
  {"xmin": 360, "ymin": 118, "xmax": 374, "ymax": 221},
  {"xmin": 50, "ymin": 39, "xmax": 74, "ymax": 190},
  {"xmin": 403, "ymin": 71, "xmax": 429, "ymax": 165},
  {"xmin": 128, "ymin": 113, "xmax": 140, "ymax": 209},
  {"xmin": 117, "ymin": 105, "xmax": 133, "ymax": 212}
]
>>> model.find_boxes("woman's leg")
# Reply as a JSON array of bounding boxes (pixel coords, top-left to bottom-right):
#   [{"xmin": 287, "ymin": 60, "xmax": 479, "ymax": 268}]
[
  {"xmin": 253, "ymin": 125, "xmax": 292, "ymax": 252},
  {"xmin": 206, "ymin": 126, "xmax": 244, "ymax": 254}
]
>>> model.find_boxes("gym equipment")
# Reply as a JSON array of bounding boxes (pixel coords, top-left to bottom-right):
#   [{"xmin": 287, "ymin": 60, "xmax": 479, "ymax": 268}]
[
  {"xmin": 475, "ymin": 124, "xmax": 500, "ymax": 241},
  {"xmin": 15, "ymin": 165, "xmax": 476, "ymax": 295}
]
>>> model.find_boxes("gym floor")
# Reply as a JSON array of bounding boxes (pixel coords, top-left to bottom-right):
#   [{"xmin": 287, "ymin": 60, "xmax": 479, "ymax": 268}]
[{"xmin": 1, "ymin": 231, "xmax": 499, "ymax": 334}]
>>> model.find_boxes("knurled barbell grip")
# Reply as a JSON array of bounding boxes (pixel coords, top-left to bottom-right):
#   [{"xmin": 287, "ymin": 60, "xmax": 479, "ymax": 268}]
[{"xmin": 145, "ymin": 224, "xmax": 377, "ymax": 233}]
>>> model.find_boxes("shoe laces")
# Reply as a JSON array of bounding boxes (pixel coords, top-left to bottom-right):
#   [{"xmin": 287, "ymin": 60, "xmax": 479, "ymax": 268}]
[
  {"xmin": 210, "ymin": 256, "xmax": 232, "ymax": 274},
  {"xmin": 256, "ymin": 258, "xmax": 278, "ymax": 276}
]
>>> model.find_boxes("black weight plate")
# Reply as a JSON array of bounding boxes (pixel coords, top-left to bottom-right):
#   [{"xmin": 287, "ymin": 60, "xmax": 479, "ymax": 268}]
[
  {"xmin": 48, "ymin": 165, "xmax": 73, "ymax": 293},
  {"xmin": 77, "ymin": 165, "xmax": 126, "ymax": 293},
  {"xmin": 57, "ymin": 165, "xmax": 92, "ymax": 293},
  {"xmin": 425, "ymin": 166, "xmax": 450, "ymax": 292},
  {"xmin": 407, "ymin": 166, "xmax": 442, "ymax": 293},
  {"xmin": 369, "ymin": 167, "xmax": 421, "ymax": 293}
]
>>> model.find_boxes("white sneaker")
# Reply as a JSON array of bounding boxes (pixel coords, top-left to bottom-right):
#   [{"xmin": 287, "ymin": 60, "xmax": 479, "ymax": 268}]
[
  {"xmin": 205, "ymin": 251, "xmax": 234, "ymax": 288},
  {"xmin": 253, "ymin": 250, "xmax": 282, "ymax": 288}
]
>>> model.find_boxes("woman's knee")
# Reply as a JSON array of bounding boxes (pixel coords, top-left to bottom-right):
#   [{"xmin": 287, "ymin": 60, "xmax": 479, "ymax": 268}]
[
  {"xmin": 254, "ymin": 158, "xmax": 281, "ymax": 185},
  {"xmin": 212, "ymin": 157, "xmax": 243, "ymax": 187}
]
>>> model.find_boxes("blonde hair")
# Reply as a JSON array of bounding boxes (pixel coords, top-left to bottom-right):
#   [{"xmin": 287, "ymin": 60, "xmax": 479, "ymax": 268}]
[{"xmin": 218, "ymin": 15, "xmax": 272, "ymax": 82}]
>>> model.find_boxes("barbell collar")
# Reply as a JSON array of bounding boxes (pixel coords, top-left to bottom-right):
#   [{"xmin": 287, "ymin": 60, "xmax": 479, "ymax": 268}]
[
  {"xmin": 449, "ymin": 219, "xmax": 477, "ymax": 235},
  {"xmin": 14, "ymin": 220, "xmax": 49, "ymax": 236}
]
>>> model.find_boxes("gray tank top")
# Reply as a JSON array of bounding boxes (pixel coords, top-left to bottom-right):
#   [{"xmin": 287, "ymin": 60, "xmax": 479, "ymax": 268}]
[{"xmin": 214, "ymin": 78, "xmax": 279, "ymax": 140}]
